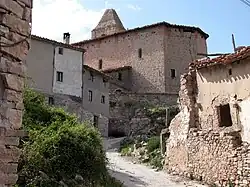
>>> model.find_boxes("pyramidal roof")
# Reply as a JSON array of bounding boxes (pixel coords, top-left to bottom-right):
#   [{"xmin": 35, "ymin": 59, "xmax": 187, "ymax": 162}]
[
  {"xmin": 94, "ymin": 9, "xmax": 125, "ymax": 30},
  {"xmin": 91, "ymin": 9, "xmax": 126, "ymax": 39}
]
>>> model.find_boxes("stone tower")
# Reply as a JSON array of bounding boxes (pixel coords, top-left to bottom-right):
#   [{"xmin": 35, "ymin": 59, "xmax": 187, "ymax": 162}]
[{"xmin": 91, "ymin": 9, "xmax": 126, "ymax": 39}]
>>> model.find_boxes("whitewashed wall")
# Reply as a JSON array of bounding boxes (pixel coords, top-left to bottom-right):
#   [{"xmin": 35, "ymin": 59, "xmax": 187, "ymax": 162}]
[{"xmin": 53, "ymin": 47, "xmax": 83, "ymax": 97}]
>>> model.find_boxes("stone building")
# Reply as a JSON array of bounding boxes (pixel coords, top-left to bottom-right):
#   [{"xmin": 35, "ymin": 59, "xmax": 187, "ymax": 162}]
[
  {"xmin": 164, "ymin": 46, "xmax": 250, "ymax": 186},
  {"xmin": 73, "ymin": 9, "xmax": 209, "ymax": 94},
  {"xmin": 73, "ymin": 8, "xmax": 208, "ymax": 136},
  {"xmin": 26, "ymin": 34, "xmax": 110, "ymax": 136}
]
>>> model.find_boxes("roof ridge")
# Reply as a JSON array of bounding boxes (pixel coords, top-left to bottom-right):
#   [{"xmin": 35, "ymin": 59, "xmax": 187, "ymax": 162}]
[{"xmin": 73, "ymin": 21, "xmax": 209, "ymax": 45}]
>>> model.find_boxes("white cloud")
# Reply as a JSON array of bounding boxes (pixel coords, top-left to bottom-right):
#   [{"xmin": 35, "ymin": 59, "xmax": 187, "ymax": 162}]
[
  {"xmin": 32, "ymin": 0, "xmax": 104, "ymax": 43},
  {"xmin": 127, "ymin": 4, "xmax": 141, "ymax": 11}
]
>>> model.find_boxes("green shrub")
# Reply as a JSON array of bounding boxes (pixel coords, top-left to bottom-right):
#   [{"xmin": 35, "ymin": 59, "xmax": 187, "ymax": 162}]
[
  {"xmin": 17, "ymin": 88, "xmax": 121, "ymax": 187},
  {"xmin": 148, "ymin": 148, "xmax": 163, "ymax": 169},
  {"xmin": 146, "ymin": 136, "xmax": 160, "ymax": 152}
]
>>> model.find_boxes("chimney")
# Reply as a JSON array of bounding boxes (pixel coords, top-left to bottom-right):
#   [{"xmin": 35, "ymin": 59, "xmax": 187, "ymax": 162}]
[{"xmin": 63, "ymin": 32, "xmax": 70, "ymax": 44}]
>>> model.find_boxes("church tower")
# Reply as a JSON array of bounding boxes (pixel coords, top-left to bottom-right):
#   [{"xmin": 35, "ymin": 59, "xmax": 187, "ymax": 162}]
[{"xmin": 91, "ymin": 9, "xmax": 126, "ymax": 39}]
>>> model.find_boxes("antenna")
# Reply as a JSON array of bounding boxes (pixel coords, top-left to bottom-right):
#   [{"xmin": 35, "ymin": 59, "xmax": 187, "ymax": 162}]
[{"xmin": 232, "ymin": 34, "xmax": 236, "ymax": 52}]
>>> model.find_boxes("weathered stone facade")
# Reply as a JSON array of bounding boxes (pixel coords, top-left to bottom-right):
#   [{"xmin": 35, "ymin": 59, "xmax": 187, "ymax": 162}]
[
  {"xmin": 108, "ymin": 91, "xmax": 178, "ymax": 136},
  {"xmin": 0, "ymin": 0, "xmax": 32, "ymax": 186},
  {"xmin": 74, "ymin": 9, "xmax": 208, "ymax": 93},
  {"xmin": 165, "ymin": 50, "xmax": 250, "ymax": 186}
]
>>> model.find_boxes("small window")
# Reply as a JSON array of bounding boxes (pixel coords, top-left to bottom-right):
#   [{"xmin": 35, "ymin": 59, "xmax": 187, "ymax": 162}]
[
  {"xmin": 89, "ymin": 72, "xmax": 94, "ymax": 82},
  {"xmin": 171, "ymin": 69, "xmax": 176, "ymax": 78},
  {"xmin": 228, "ymin": 69, "xmax": 232, "ymax": 75},
  {"xmin": 218, "ymin": 104, "xmax": 232, "ymax": 127},
  {"xmin": 118, "ymin": 72, "xmax": 122, "ymax": 81},
  {"xmin": 99, "ymin": 59, "xmax": 103, "ymax": 69},
  {"xmin": 93, "ymin": 115, "xmax": 99, "ymax": 127},
  {"xmin": 101, "ymin": 95, "xmax": 105, "ymax": 104},
  {"xmin": 48, "ymin": 97, "xmax": 54, "ymax": 105},
  {"xmin": 88, "ymin": 90, "xmax": 93, "ymax": 102},
  {"xmin": 138, "ymin": 48, "xmax": 142, "ymax": 58},
  {"xmin": 58, "ymin": 47, "xmax": 63, "ymax": 55},
  {"xmin": 56, "ymin": 71, "xmax": 63, "ymax": 82}
]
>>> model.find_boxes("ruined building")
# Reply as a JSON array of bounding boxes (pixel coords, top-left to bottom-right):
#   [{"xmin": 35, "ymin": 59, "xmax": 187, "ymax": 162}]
[
  {"xmin": 73, "ymin": 9, "xmax": 209, "ymax": 136},
  {"xmin": 164, "ymin": 47, "xmax": 250, "ymax": 186}
]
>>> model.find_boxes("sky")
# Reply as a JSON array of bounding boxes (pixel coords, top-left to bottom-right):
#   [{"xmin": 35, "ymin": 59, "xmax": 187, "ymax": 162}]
[{"xmin": 32, "ymin": 0, "xmax": 250, "ymax": 53}]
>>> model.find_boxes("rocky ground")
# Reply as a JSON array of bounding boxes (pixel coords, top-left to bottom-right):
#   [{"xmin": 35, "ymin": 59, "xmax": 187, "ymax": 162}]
[{"xmin": 104, "ymin": 138, "xmax": 208, "ymax": 187}]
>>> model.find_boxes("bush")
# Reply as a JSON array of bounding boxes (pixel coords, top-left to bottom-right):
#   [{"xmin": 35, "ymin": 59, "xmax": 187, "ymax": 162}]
[
  {"xmin": 146, "ymin": 136, "xmax": 160, "ymax": 153},
  {"xmin": 17, "ymin": 88, "xmax": 121, "ymax": 187}
]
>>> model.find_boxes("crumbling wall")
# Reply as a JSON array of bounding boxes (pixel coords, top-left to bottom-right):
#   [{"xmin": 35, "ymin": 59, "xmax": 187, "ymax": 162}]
[
  {"xmin": 0, "ymin": 0, "xmax": 32, "ymax": 186},
  {"xmin": 165, "ymin": 69, "xmax": 250, "ymax": 186},
  {"xmin": 108, "ymin": 91, "xmax": 178, "ymax": 137}
]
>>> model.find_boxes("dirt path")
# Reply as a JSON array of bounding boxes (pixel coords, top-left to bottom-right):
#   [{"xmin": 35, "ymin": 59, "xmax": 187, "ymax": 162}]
[{"xmin": 104, "ymin": 138, "xmax": 208, "ymax": 187}]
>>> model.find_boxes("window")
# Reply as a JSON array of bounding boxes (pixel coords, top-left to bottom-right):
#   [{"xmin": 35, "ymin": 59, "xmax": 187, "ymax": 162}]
[
  {"xmin": 99, "ymin": 59, "xmax": 103, "ymax": 69},
  {"xmin": 88, "ymin": 90, "xmax": 93, "ymax": 102},
  {"xmin": 101, "ymin": 95, "xmax": 105, "ymax": 104},
  {"xmin": 56, "ymin": 71, "xmax": 63, "ymax": 82},
  {"xmin": 93, "ymin": 115, "xmax": 99, "ymax": 127},
  {"xmin": 171, "ymin": 69, "xmax": 176, "ymax": 78},
  {"xmin": 89, "ymin": 72, "xmax": 94, "ymax": 82},
  {"xmin": 118, "ymin": 72, "xmax": 122, "ymax": 81},
  {"xmin": 228, "ymin": 69, "xmax": 232, "ymax": 75},
  {"xmin": 58, "ymin": 47, "xmax": 63, "ymax": 55},
  {"xmin": 48, "ymin": 97, "xmax": 54, "ymax": 105},
  {"xmin": 218, "ymin": 104, "xmax": 232, "ymax": 127},
  {"xmin": 138, "ymin": 48, "xmax": 142, "ymax": 58}
]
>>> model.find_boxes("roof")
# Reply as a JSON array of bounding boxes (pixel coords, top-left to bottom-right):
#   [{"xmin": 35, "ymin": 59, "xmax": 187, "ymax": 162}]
[
  {"xmin": 83, "ymin": 65, "xmax": 110, "ymax": 79},
  {"xmin": 31, "ymin": 35, "xmax": 85, "ymax": 52},
  {"xmin": 72, "ymin": 21, "xmax": 209, "ymax": 45},
  {"xmin": 191, "ymin": 46, "xmax": 250, "ymax": 69},
  {"xmin": 102, "ymin": 66, "xmax": 132, "ymax": 73},
  {"xmin": 93, "ymin": 9, "xmax": 125, "ymax": 31}
]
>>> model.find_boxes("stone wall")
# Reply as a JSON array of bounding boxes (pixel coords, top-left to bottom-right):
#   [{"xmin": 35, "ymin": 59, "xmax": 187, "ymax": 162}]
[
  {"xmin": 77, "ymin": 23, "xmax": 207, "ymax": 93},
  {"xmin": 164, "ymin": 71, "xmax": 250, "ymax": 186},
  {"xmin": 0, "ymin": 0, "xmax": 32, "ymax": 186},
  {"xmin": 108, "ymin": 91, "xmax": 178, "ymax": 137}
]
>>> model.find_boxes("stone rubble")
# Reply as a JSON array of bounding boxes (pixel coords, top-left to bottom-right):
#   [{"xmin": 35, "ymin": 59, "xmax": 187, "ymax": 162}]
[{"xmin": 164, "ymin": 72, "xmax": 250, "ymax": 187}]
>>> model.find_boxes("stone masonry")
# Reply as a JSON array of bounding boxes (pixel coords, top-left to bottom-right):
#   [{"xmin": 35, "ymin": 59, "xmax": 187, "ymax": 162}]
[
  {"xmin": 165, "ymin": 70, "xmax": 250, "ymax": 186},
  {"xmin": 74, "ymin": 9, "xmax": 208, "ymax": 94},
  {"xmin": 109, "ymin": 91, "xmax": 178, "ymax": 136},
  {"xmin": 0, "ymin": 0, "xmax": 32, "ymax": 186}
]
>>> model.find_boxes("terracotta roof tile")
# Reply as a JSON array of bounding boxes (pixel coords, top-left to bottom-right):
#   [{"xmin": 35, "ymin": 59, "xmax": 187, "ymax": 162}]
[{"xmin": 191, "ymin": 46, "xmax": 250, "ymax": 69}]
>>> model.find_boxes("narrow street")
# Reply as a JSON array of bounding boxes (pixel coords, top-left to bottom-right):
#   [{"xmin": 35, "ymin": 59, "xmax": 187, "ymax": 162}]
[{"xmin": 104, "ymin": 138, "xmax": 208, "ymax": 187}]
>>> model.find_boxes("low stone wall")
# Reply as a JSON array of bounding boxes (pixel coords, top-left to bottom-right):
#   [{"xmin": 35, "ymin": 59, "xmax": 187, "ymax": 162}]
[{"xmin": 0, "ymin": 0, "xmax": 32, "ymax": 185}]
